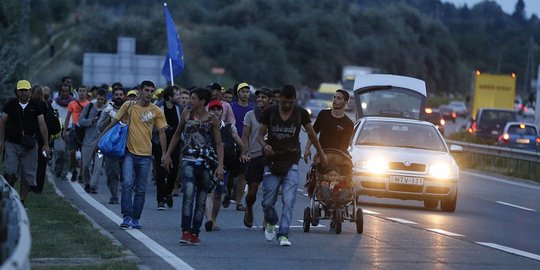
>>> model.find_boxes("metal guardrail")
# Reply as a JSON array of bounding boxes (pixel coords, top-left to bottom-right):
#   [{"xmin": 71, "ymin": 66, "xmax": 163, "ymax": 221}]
[
  {"xmin": 0, "ymin": 176, "xmax": 31, "ymax": 270},
  {"xmin": 446, "ymin": 140, "xmax": 540, "ymax": 162}
]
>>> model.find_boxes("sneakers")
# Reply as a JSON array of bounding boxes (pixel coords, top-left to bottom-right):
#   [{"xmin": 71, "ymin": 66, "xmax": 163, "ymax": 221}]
[
  {"xmin": 236, "ymin": 204, "xmax": 246, "ymax": 211},
  {"xmin": 205, "ymin": 221, "xmax": 213, "ymax": 232},
  {"xmin": 120, "ymin": 217, "xmax": 132, "ymax": 229},
  {"xmin": 179, "ymin": 231, "xmax": 191, "ymax": 244},
  {"xmin": 178, "ymin": 232, "xmax": 200, "ymax": 245},
  {"xmin": 131, "ymin": 219, "xmax": 142, "ymax": 229},
  {"xmin": 165, "ymin": 195, "xmax": 173, "ymax": 208},
  {"xmin": 157, "ymin": 202, "xmax": 166, "ymax": 211},
  {"xmin": 244, "ymin": 207, "xmax": 253, "ymax": 228},
  {"xmin": 264, "ymin": 223, "xmax": 276, "ymax": 241},
  {"xmin": 90, "ymin": 187, "xmax": 97, "ymax": 194},
  {"xmin": 190, "ymin": 233, "xmax": 201, "ymax": 245},
  {"xmin": 278, "ymin": 236, "xmax": 292, "ymax": 247},
  {"xmin": 84, "ymin": 184, "xmax": 91, "ymax": 193},
  {"xmin": 108, "ymin": 198, "xmax": 119, "ymax": 204},
  {"xmin": 71, "ymin": 171, "xmax": 78, "ymax": 182},
  {"xmin": 222, "ymin": 196, "xmax": 231, "ymax": 208}
]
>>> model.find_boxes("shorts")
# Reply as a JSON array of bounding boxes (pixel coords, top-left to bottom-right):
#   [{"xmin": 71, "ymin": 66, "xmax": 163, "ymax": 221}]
[
  {"xmin": 4, "ymin": 141, "xmax": 37, "ymax": 187},
  {"xmin": 246, "ymin": 155, "xmax": 265, "ymax": 184},
  {"xmin": 67, "ymin": 128, "xmax": 80, "ymax": 151}
]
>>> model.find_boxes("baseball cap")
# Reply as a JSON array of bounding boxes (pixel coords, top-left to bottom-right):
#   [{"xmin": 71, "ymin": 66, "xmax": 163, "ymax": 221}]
[
  {"xmin": 208, "ymin": 83, "xmax": 222, "ymax": 91},
  {"xmin": 255, "ymin": 88, "xmax": 272, "ymax": 97},
  {"xmin": 237, "ymin": 82, "xmax": 249, "ymax": 92},
  {"xmin": 208, "ymin": 100, "xmax": 223, "ymax": 109},
  {"xmin": 16, "ymin": 80, "xmax": 31, "ymax": 90},
  {"xmin": 127, "ymin": 89, "xmax": 139, "ymax": 97}
]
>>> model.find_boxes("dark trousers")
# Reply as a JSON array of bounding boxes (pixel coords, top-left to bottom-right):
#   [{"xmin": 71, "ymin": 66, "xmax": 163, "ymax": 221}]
[
  {"xmin": 33, "ymin": 145, "xmax": 49, "ymax": 193},
  {"xmin": 152, "ymin": 142, "xmax": 180, "ymax": 203}
]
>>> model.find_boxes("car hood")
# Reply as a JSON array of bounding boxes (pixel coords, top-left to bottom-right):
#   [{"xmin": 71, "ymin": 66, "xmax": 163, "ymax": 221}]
[{"xmin": 350, "ymin": 145, "xmax": 457, "ymax": 169}]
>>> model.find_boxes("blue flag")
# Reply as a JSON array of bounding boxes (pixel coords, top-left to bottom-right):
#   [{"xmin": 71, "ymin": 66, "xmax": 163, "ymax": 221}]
[{"xmin": 161, "ymin": 3, "xmax": 184, "ymax": 83}]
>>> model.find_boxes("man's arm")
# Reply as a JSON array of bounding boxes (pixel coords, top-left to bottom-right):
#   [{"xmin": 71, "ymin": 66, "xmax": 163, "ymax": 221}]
[
  {"xmin": 78, "ymin": 105, "xmax": 92, "ymax": 127},
  {"xmin": 96, "ymin": 108, "xmax": 111, "ymax": 133},
  {"xmin": 63, "ymin": 111, "xmax": 72, "ymax": 138},
  {"xmin": 37, "ymin": 114, "xmax": 50, "ymax": 153},
  {"xmin": 304, "ymin": 122, "xmax": 327, "ymax": 165},
  {"xmin": 0, "ymin": 113, "xmax": 8, "ymax": 152}
]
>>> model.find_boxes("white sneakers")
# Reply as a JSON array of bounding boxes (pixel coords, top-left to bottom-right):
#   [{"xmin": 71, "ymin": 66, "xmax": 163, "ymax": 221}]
[
  {"xmin": 278, "ymin": 236, "xmax": 291, "ymax": 246},
  {"xmin": 264, "ymin": 224, "xmax": 276, "ymax": 241}
]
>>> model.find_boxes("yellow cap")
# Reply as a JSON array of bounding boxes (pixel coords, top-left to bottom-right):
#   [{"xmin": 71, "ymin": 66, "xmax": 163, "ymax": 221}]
[
  {"xmin": 237, "ymin": 82, "xmax": 249, "ymax": 92},
  {"xmin": 156, "ymin": 88, "xmax": 164, "ymax": 95},
  {"xmin": 127, "ymin": 90, "xmax": 139, "ymax": 97},
  {"xmin": 16, "ymin": 80, "xmax": 31, "ymax": 90}
]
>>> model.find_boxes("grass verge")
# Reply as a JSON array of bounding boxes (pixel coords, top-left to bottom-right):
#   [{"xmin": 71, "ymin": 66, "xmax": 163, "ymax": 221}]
[{"xmin": 25, "ymin": 179, "xmax": 138, "ymax": 269}]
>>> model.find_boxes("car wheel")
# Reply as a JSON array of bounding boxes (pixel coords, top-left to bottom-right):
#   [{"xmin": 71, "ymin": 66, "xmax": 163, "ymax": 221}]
[
  {"xmin": 441, "ymin": 192, "xmax": 457, "ymax": 212},
  {"xmin": 424, "ymin": 199, "xmax": 438, "ymax": 210}
]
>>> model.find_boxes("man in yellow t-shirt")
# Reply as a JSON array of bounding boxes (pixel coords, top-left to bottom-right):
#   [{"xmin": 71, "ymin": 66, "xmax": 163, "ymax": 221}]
[{"xmin": 98, "ymin": 80, "xmax": 168, "ymax": 229}]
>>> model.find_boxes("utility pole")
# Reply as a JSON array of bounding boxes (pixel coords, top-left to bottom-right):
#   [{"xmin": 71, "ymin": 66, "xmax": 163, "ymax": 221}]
[{"xmin": 522, "ymin": 37, "xmax": 534, "ymax": 96}]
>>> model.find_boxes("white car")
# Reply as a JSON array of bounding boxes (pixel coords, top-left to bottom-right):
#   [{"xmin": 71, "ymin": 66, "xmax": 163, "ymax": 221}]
[{"xmin": 349, "ymin": 74, "xmax": 461, "ymax": 212}]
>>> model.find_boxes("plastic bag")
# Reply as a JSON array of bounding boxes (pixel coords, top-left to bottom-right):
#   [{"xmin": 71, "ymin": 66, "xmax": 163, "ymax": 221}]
[{"xmin": 98, "ymin": 122, "xmax": 128, "ymax": 157}]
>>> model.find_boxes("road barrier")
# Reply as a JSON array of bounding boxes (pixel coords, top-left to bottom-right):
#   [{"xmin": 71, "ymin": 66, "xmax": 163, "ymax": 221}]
[
  {"xmin": 0, "ymin": 176, "xmax": 31, "ymax": 270},
  {"xmin": 446, "ymin": 140, "xmax": 540, "ymax": 180}
]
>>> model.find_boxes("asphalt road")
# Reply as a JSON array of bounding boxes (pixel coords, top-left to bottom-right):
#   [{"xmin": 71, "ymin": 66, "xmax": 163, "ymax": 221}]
[{"xmin": 53, "ymin": 129, "xmax": 540, "ymax": 270}]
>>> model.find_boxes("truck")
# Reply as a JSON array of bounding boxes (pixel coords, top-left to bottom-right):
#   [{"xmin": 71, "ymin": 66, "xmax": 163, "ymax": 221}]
[
  {"xmin": 341, "ymin": 66, "xmax": 379, "ymax": 90},
  {"xmin": 470, "ymin": 72, "xmax": 516, "ymax": 119}
]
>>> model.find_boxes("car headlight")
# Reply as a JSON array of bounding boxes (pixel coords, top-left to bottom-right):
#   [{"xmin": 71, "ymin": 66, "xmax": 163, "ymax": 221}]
[
  {"xmin": 362, "ymin": 157, "xmax": 388, "ymax": 174},
  {"xmin": 429, "ymin": 163, "xmax": 451, "ymax": 178}
]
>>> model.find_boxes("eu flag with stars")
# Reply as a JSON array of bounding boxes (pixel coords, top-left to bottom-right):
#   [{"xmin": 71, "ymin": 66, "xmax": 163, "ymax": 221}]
[{"xmin": 161, "ymin": 3, "xmax": 184, "ymax": 82}]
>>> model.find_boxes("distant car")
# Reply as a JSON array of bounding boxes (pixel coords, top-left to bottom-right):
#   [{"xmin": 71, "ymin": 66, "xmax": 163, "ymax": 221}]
[
  {"xmin": 304, "ymin": 99, "xmax": 331, "ymax": 118},
  {"xmin": 514, "ymin": 96, "xmax": 523, "ymax": 113},
  {"xmin": 448, "ymin": 101, "xmax": 468, "ymax": 117},
  {"xmin": 497, "ymin": 122, "xmax": 540, "ymax": 152},
  {"xmin": 439, "ymin": 105, "xmax": 457, "ymax": 123},
  {"xmin": 423, "ymin": 108, "xmax": 445, "ymax": 135},
  {"xmin": 350, "ymin": 74, "xmax": 460, "ymax": 212},
  {"xmin": 469, "ymin": 108, "xmax": 518, "ymax": 141}
]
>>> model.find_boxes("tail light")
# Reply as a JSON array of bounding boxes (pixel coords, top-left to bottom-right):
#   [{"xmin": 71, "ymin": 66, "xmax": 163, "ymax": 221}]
[
  {"xmin": 523, "ymin": 107, "xmax": 528, "ymax": 112},
  {"xmin": 536, "ymin": 137, "xmax": 540, "ymax": 143},
  {"xmin": 468, "ymin": 121, "xmax": 477, "ymax": 133},
  {"xmin": 451, "ymin": 112, "xmax": 456, "ymax": 118},
  {"xmin": 502, "ymin": 133, "xmax": 509, "ymax": 143},
  {"xmin": 440, "ymin": 119, "xmax": 445, "ymax": 126},
  {"xmin": 519, "ymin": 104, "xmax": 523, "ymax": 110}
]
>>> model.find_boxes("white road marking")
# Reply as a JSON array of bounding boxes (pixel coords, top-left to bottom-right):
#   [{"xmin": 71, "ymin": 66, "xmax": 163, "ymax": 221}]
[
  {"xmin": 427, "ymin": 228, "xmax": 464, "ymax": 237},
  {"xmin": 495, "ymin": 201, "xmax": 536, "ymax": 212},
  {"xmin": 386, "ymin": 218, "xmax": 418, "ymax": 224},
  {"xmin": 477, "ymin": 242, "xmax": 540, "ymax": 261},
  {"xmin": 298, "ymin": 220, "xmax": 326, "ymax": 227},
  {"xmin": 462, "ymin": 171, "xmax": 540, "ymax": 191},
  {"xmin": 70, "ymin": 182, "xmax": 194, "ymax": 270},
  {"xmin": 362, "ymin": 209, "xmax": 381, "ymax": 215}
]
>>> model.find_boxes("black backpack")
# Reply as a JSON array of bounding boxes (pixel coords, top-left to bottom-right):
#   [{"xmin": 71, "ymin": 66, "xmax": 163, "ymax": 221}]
[
  {"xmin": 221, "ymin": 123, "xmax": 240, "ymax": 170},
  {"xmin": 45, "ymin": 104, "xmax": 62, "ymax": 139}
]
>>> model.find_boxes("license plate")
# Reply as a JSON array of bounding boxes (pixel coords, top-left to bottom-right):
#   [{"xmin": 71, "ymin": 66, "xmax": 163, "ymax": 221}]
[
  {"xmin": 516, "ymin": 138, "xmax": 530, "ymax": 144},
  {"xmin": 491, "ymin": 130, "xmax": 499, "ymax": 135},
  {"xmin": 389, "ymin": 175, "xmax": 424, "ymax": 185}
]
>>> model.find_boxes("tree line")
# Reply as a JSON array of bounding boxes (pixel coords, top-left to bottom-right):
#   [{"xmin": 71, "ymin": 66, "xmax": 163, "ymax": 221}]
[{"xmin": 1, "ymin": 0, "xmax": 538, "ymax": 101}]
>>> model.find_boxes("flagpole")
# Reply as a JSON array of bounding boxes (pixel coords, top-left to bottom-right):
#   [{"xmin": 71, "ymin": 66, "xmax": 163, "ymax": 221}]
[{"xmin": 169, "ymin": 58, "xmax": 174, "ymax": 85}]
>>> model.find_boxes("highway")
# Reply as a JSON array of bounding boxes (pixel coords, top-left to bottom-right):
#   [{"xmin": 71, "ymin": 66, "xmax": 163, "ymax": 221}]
[{"xmin": 54, "ymin": 128, "xmax": 540, "ymax": 270}]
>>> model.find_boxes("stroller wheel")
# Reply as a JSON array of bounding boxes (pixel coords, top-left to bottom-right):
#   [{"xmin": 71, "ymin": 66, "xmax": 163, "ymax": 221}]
[
  {"xmin": 355, "ymin": 208, "xmax": 364, "ymax": 234},
  {"xmin": 303, "ymin": 207, "xmax": 311, "ymax": 232},
  {"xmin": 311, "ymin": 207, "xmax": 320, "ymax": 226},
  {"xmin": 334, "ymin": 209, "xmax": 342, "ymax": 234}
]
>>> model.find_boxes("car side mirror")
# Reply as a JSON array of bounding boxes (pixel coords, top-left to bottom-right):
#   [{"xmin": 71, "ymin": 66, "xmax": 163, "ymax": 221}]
[{"xmin": 449, "ymin": 145, "xmax": 463, "ymax": 153}]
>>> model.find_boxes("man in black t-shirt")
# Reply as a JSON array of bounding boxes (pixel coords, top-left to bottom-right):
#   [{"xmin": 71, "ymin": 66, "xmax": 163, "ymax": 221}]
[
  {"xmin": 257, "ymin": 85, "xmax": 327, "ymax": 247},
  {"xmin": 0, "ymin": 80, "xmax": 50, "ymax": 206},
  {"xmin": 304, "ymin": 89, "xmax": 354, "ymax": 161}
]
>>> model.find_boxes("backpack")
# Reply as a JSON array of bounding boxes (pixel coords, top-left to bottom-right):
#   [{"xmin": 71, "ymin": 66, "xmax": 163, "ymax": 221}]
[
  {"xmin": 45, "ymin": 104, "xmax": 62, "ymax": 139},
  {"xmin": 221, "ymin": 123, "xmax": 240, "ymax": 170},
  {"xmin": 75, "ymin": 102, "xmax": 93, "ymax": 144}
]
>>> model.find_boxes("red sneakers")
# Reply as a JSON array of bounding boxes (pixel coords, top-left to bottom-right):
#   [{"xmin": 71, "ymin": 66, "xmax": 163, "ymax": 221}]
[
  {"xmin": 190, "ymin": 233, "xmax": 200, "ymax": 245},
  {"xmin": 179, "ymin": 231, "xmax": 191, "ymax": 244},
  {"xmin": 178, "ymin": 231, "xmax": 201, "ymax": 245}
]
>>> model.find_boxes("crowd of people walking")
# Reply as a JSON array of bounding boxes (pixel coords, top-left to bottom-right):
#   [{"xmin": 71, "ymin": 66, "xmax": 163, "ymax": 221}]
[{"xmin": 0, "ymin": 77, "xmax": 354, "ymax": 247}]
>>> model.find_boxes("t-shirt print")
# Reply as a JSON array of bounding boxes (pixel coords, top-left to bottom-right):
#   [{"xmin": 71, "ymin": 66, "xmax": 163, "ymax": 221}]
[{"xmin": 141, "ymin": 111, "xmax": 154, "ymax": 124}]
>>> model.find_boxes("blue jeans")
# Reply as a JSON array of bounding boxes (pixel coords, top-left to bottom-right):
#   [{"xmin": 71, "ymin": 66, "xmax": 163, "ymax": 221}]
[
  {"xmin": 121, "ymin": 152, "xmax": 152, "ymax": 220},
  {"xmin": 181, "ymin": 160, "xmax": 211, "ymax": 234},
  {"xmin": 261, "ymin": 164, "xmax": 299, "ymax": 238}
]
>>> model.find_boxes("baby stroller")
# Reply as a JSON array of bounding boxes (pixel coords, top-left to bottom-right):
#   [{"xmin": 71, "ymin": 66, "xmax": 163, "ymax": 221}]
[{"xmin": 303, "ymin": 148, "xmax": 363, "ymax": 234}]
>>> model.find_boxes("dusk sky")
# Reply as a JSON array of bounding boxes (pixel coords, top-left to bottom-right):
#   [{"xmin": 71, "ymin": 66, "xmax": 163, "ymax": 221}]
[{"xmin": 443, "ymin": 0, "xmax": 540, "ymax": 17}]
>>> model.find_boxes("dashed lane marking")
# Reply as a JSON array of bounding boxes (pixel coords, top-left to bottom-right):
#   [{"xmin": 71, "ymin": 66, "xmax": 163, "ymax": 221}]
[
  {"xmin": 426, "ymin": 228, "xmax": 464, "ymax": 237},
  {"xmin": 386, "ymin": 217, "xmax": 418, "ymax": 224},
  {"xmin": 70, "ymin": 182, "xmax": 194, "ymax": 270},
  {"xmin": 495, "ymin": 201, "xmax": 535, "ymax": 212},
  {"xmin": 477, "ymin": 242, "xmax": 540, "ymax": 262}
]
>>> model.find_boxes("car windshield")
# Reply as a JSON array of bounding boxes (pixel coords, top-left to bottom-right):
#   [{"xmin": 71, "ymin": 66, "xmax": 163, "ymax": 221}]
[
  {"xmin": 508, "ymin": 125, "xmax": 538, "ymax": 136},
  {"xmin": 482, "ymin": 110, "xmax": 516, "ymax": 122},
  {"xmin": 358, "ymin": 88, "xmax": 422, "ymax": 119},
  {"xmin": 449, "ymin": 102, "xmax": 465, "ymax": 108},
  {"xmin": 356, "ymin": 121, "xmax": 447, "ymax": 152}
]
